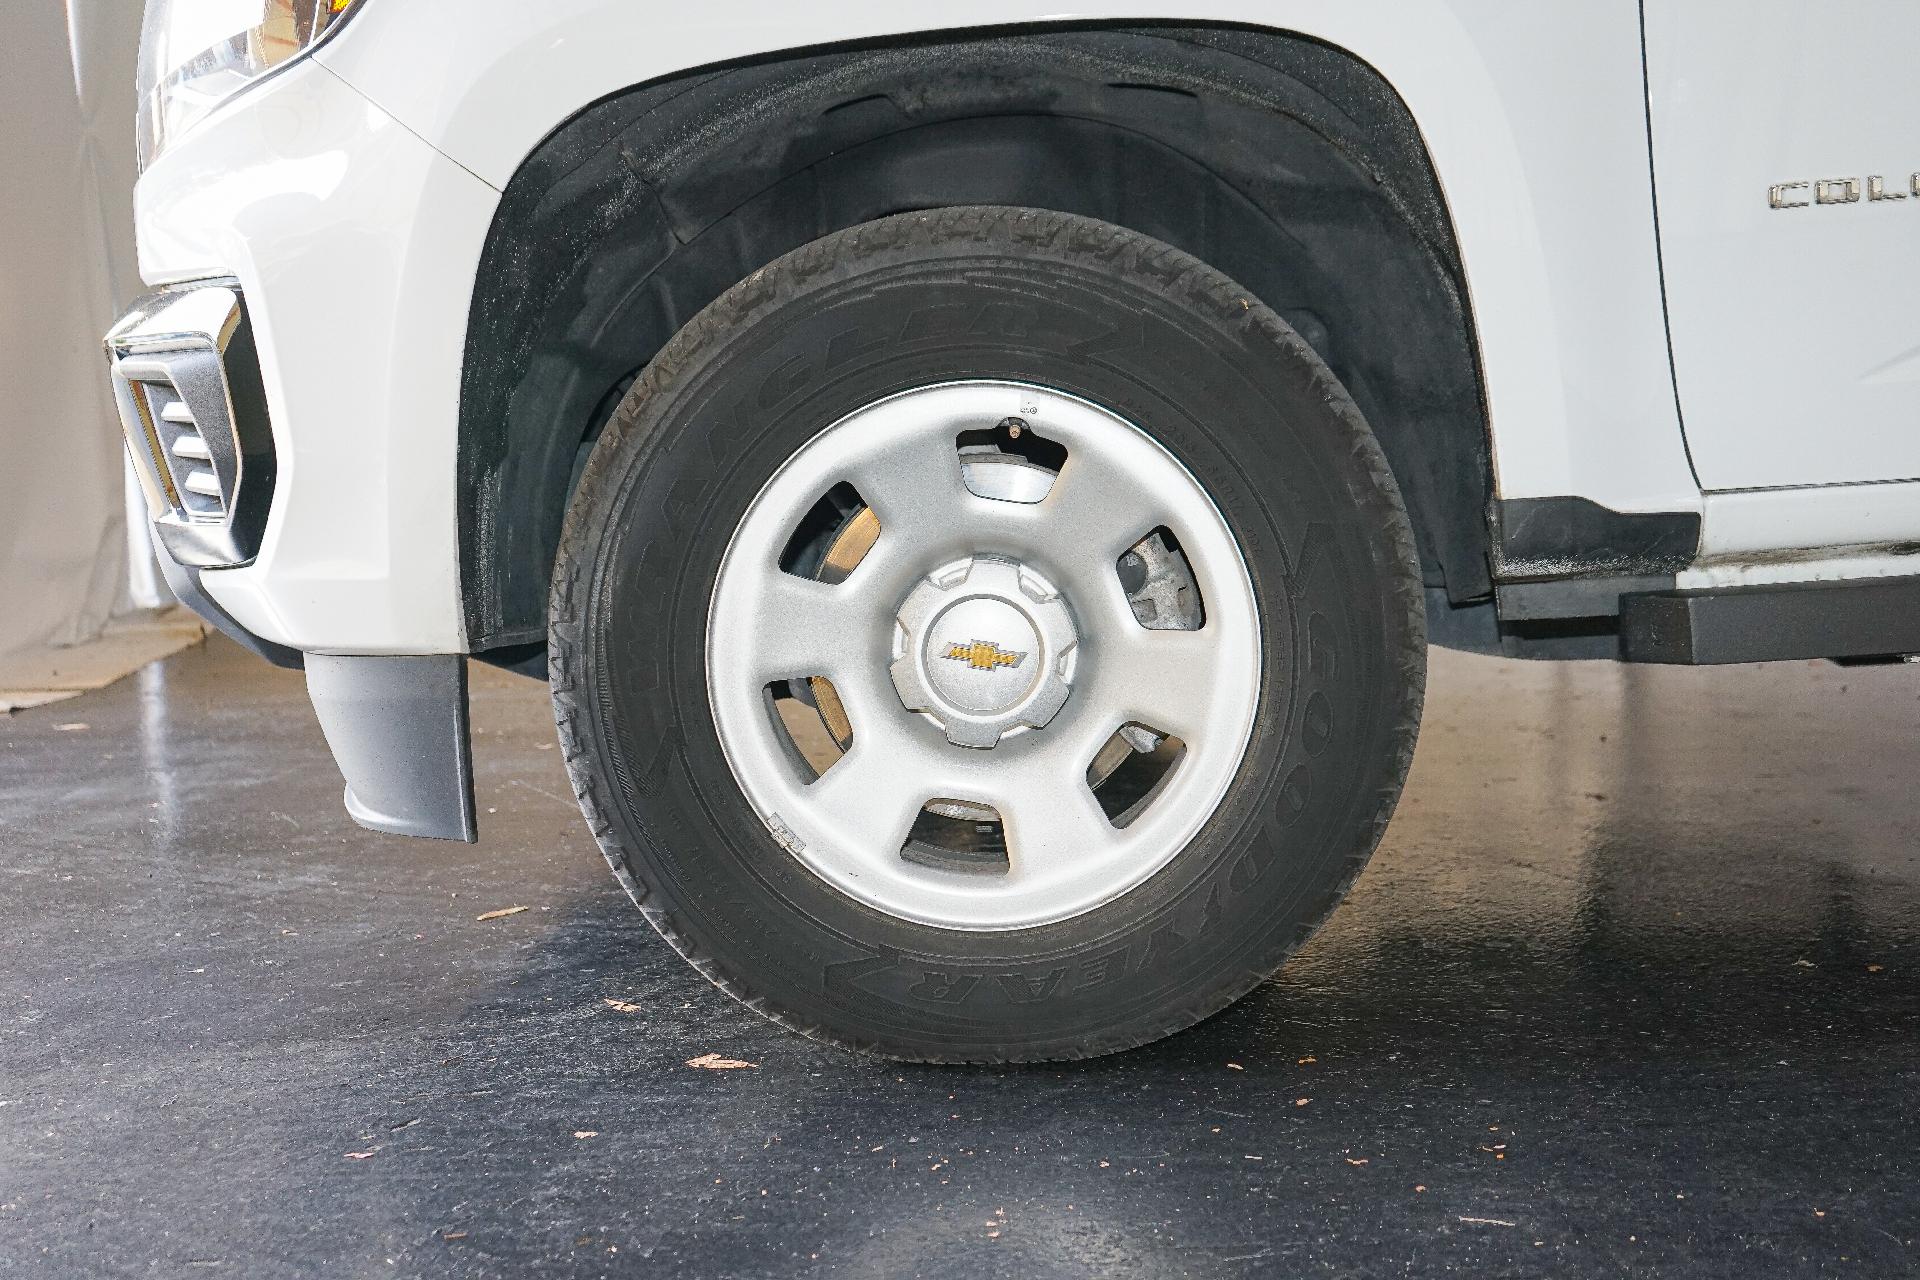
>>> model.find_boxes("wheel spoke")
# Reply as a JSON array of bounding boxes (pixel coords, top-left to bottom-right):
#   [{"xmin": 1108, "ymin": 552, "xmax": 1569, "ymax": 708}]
[
  {"xmin": 1041, "ymin": 445, "xmax": 1170, "ymax": 563},
  {"xmin": 1099, "ymin": 626, "xmax": 1224, "ymax": 741},
  {"xmin": 803, "ymin": 733, "xmax": 938, "ymax": 862},
  {"xmin": 843, "ymin": 426, "xmax": 977, "ymax": 556},
  {"xmin": 986, "ymin": 749, "xmax": 1121, "ymax": 885},
  {"xmin": 730, "ymin": 569, "xmax": 885, "ymax": 685}
]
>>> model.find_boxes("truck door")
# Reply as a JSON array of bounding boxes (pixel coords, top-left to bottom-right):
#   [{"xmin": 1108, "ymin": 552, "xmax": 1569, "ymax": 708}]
[{"xmin": 1643, "ymin": 1, "xmax": 1920, "ymax": 491}]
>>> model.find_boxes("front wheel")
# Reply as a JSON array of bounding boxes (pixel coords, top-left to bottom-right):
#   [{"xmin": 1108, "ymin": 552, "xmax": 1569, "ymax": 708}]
[{"xmin": 549, "ymin": 208, "xmax": 1424, "ymax": 1062}]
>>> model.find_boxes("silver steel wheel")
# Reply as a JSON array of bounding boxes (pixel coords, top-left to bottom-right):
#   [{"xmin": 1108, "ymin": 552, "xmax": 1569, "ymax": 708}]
[{"xmin": 706, "ymin": 380, "xmax": 1261, "ymax": 930}]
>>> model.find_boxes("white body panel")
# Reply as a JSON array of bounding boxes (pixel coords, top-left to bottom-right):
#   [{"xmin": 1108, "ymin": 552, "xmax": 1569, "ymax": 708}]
[
  {"xmin": 129, "ymin": 2, "xmax": 1920, "ymax": 652},
  {"xmin": 1646, "ymin": 1, "xmax": 1920, "ymax": 492},
  {"xmin": 1696, "ymin": 481, "xmax": 1920, "ymax": 570}
]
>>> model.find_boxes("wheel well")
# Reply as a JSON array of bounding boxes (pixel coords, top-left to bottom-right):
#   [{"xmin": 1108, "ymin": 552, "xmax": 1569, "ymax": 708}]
[{"xmin": 458, "ymin": 24, "xmax": 1493, "ymax": 653}]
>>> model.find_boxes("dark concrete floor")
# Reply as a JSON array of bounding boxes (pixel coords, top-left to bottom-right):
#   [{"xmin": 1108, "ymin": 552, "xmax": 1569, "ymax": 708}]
[{"xmin": 2, "ymin": 636, "xmax": 1917, "ymax": 1278}]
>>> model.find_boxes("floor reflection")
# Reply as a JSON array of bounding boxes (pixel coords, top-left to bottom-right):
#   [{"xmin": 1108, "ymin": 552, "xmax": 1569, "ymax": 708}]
[{"xmin": 3, "ymin": 638, "xmax": 1916, "ymax": 1276}]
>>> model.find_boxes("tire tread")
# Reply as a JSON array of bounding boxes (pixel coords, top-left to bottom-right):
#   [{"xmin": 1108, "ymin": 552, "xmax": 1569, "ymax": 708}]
[{"xmin": 549, "ymin": 206, "xmax": 1426, "ymax": 1062}]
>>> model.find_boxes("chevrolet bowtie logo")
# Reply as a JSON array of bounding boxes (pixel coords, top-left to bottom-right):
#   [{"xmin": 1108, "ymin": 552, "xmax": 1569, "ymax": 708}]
[{"xmin": 941, "ymin": 639, "xmax": 1028, "ymax": 671}]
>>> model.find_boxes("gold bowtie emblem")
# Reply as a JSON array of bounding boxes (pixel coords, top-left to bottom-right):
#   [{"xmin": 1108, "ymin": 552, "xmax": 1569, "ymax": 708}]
[{"xmin": 942, "ymin": 639, "xmax": 1028, "ymax": 671}]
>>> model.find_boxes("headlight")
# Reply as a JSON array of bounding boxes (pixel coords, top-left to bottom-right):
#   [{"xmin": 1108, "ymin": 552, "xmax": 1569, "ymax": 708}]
[{"xmin": 136, "ymin": 0, "xmax": 365, "ymax": 172}]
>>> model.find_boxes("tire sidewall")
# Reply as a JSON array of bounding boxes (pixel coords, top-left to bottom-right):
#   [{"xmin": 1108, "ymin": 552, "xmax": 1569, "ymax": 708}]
[{"xmin": 558, "ymin": 210, "xmax": 1424, "ymax": 1059}]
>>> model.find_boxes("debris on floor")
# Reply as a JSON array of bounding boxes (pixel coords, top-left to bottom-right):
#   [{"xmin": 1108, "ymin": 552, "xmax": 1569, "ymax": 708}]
[{"xmin": 685, "ymin": 1053, "xmax": 756, "ymax": 1070}]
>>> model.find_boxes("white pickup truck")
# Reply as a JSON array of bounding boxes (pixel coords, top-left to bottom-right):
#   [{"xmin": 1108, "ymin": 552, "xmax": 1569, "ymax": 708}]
[{"xmin": 106, "ymin": 1, "xmax": 1920, "ymax": 1061}]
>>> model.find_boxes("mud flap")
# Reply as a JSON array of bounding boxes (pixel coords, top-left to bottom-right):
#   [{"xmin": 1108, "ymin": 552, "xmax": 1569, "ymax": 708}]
[{"xmin": 305, "ymin": 654, "xmax": 477, "ymax": 842}]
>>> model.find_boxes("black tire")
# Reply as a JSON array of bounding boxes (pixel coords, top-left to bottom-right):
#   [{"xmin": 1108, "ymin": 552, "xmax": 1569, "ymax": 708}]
[{"xmin": 549, "ymin": 207, "xmax": 1425, "ymax": 1062}]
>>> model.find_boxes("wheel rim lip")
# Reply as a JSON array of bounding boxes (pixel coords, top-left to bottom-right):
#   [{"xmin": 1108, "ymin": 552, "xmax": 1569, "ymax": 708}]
[{"xmin": 705, "ymin": 379, "xmax": 1263, "ymax": 931}]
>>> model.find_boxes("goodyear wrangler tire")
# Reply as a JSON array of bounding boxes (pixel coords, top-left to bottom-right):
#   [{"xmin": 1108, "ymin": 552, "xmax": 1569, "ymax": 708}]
[{"xmin": 549, "ymin": 207, "xmax": 1425, "ymax": 1062}]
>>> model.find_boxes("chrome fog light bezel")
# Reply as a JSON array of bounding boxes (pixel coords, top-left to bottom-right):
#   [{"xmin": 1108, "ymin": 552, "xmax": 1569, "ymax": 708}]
[{"xmin": 106, "ymin": 282, "xmax": 277, "ymax": 569}]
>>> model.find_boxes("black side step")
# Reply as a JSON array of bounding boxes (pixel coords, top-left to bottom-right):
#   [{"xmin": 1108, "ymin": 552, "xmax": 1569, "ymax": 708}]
[{"xmin": 1621, "ymin": 575, "xmax": 1920, "ymax": 665}]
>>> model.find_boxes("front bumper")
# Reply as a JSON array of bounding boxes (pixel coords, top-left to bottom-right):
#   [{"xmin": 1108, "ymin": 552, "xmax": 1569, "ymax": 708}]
[
  {"xmin": 106, "ymin": 279, "xmax": 300, "ymax": 670},
  {"xmin": 132, "ymin": 56, "xmax": 497, "ymax": 654}
]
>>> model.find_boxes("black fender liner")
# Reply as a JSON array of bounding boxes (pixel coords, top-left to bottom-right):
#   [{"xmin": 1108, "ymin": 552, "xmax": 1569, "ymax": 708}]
[{"xmin": 457, "ymin": 25, "xmax": 1496, "ymax": 653}]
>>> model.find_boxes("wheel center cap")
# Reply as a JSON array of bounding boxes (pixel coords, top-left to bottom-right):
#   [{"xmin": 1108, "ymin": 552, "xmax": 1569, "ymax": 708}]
[
  {"xmin": 890, "ymin": 557, "xmax": 1077, "ymax": 748},
  {"xmin": 923, "ymin": 597, "xmax": 1040, "ymax": 714}
]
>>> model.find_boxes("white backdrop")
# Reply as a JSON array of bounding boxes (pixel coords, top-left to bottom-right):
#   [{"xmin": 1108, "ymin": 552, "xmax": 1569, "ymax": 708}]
[{"xmin": 0, "ymin": 2, "xmax": 150, "ymax": 663}]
